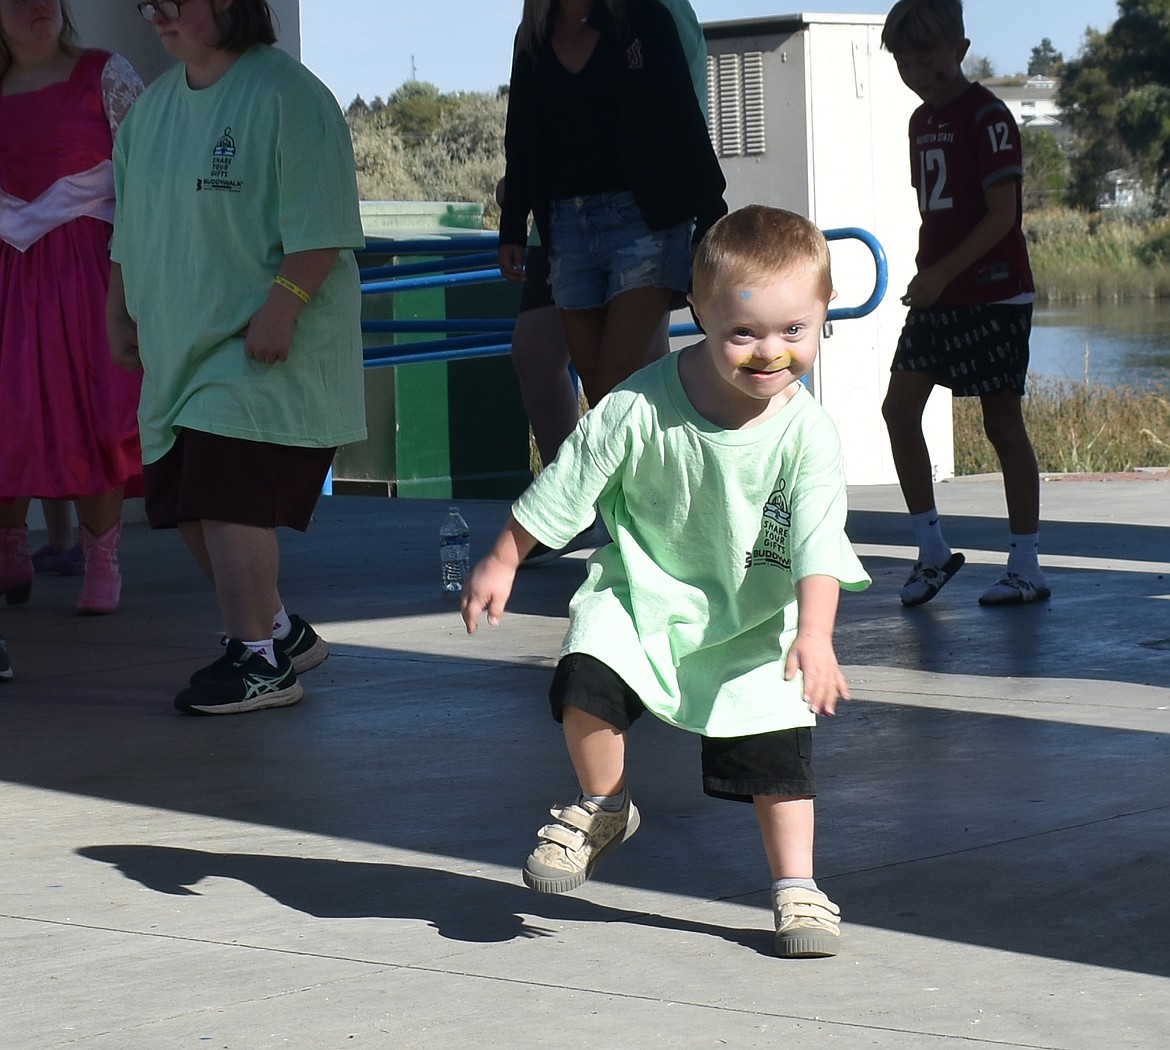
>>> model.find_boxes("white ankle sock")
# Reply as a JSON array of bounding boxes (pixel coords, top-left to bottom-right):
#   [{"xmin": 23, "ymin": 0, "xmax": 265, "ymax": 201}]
[
  {"xmin": 1006, "ymin": 532, "xmax": 1043, "ymax": 581},
  {"xmin": 272, "ymin": 606, "xmax": 291, "ymax": 640},
  {"xmin": 910, "ymin": 508, "xmax": 950, "ymax": 567},
  {"xmin": 582, "ymin": 789, "xmax": 626, "ymax": 812},
  {"xmin": 242, "ymin": 639, "xmax": 277, "ymax": 667},
  {"xmin": 773, "ymin": 877, "xmax": 818, "ymax": 893}
]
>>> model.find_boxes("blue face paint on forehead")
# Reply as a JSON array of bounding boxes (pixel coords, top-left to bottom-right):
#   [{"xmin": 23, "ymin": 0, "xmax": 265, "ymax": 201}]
[{"xmin": 740, "ymin": 290, "xmax": 752, "ymax": 300}]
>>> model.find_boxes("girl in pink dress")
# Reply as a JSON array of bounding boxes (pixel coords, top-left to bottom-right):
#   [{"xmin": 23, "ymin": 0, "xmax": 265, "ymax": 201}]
[{"xmin": 0, "ymin": 0, "xmax": 144, "ymax": 615}]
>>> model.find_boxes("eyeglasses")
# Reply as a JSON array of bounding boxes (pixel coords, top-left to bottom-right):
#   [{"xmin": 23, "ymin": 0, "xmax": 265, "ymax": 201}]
[{"xmin": 137, "ymin": 0, "xmax": 189, "ymax": 23}]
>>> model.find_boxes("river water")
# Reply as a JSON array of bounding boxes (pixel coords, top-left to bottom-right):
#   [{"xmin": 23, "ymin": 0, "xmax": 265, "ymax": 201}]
[{"xmin": 1031, "ymin": 300, "xmax": 1170, "ymax": 391}]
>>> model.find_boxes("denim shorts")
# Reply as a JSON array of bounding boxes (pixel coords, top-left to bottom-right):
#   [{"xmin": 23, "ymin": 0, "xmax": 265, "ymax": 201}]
[
  {"xmin": 548, "ymin": 652, "xmax": 816, "ymax": 804},
  {"xmin": 548, "ymin": 191, "xmax": 691, "ymax": 310}
]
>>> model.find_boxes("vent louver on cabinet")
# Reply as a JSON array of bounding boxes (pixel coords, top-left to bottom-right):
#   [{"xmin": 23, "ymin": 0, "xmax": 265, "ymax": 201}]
[{"xmin": 707, "ymin": 51, "xmax": 766, "ymax": 158}]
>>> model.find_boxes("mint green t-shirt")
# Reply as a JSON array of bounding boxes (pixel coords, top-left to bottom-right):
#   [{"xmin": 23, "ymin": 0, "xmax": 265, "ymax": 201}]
[
  {"xmin": 513, "ymin": 353, "xmax": 870, "ymax": 737},
  {"xmin": 111, "ymin": 45, "xmax": 367, "ymax": 463}
]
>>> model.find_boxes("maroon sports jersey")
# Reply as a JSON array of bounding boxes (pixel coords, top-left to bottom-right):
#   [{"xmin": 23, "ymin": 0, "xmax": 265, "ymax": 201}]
[{"xmin": 908, "ymin": 81, "xmax": 1033, "ymax": 305}]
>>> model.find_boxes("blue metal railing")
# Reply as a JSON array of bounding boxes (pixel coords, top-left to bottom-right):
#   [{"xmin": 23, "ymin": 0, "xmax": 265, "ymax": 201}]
[{"xmin": 359, "ymin": 228, "xmax": 888, "ymax": 368}]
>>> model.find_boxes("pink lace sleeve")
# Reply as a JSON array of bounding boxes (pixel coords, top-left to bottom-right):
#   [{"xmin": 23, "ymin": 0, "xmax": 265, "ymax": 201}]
[{"xmin": 101, "ymin": 53, "xmax": 145, "ymax": 138}]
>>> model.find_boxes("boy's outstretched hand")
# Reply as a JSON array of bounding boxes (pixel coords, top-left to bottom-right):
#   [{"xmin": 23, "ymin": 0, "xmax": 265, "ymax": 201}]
[
  {"xmin": 784, "ymin": 632, "xmax": 851, "ymax": 716},
  {"xmin": 460, "ymin": 514, "xmax": 536, "ymax": 634},
  {"xmin": 789, "ymin": 575, "xmax": 850, "ymax": 715},
  {"xmin": 460, "ymin": 553, "xmax": 518, "ymax": 634}
]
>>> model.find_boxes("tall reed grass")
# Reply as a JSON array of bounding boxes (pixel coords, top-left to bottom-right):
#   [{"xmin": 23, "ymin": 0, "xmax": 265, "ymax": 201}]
[
  {"xmin": 954, "ymin": 374, "xmax": 1170, "ymax": 475},
  {"xmin": 1026, "ymin": 209, "xmax": 1170, "ymax": 301}
]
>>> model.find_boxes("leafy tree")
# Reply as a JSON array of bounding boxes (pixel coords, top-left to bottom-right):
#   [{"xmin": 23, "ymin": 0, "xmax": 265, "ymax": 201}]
[
  {"xmin": 963, "ymin": 53, "xmax": 995, "ymax": 80},
  {"xmin": 403, "ymin": 93, "xmax": 508, "ymax": 227},
  {"xmin": 1021, "ymin": 128, "xmax": 1069, "ymax": 209},
  {"xmin": 1059, "ymin": 1, "xmax": 1170, "ymax": 208},
  {"xmin": 344, "ymin": 82, "xmax": 507, "ymax": 225},
  {"xmin": 385, "ymin": 80, "xmax": 455, "ymax": 145},
  {"xmin": 1028, "ymin": 38, "xmax": 1064, "ymax": 76}
]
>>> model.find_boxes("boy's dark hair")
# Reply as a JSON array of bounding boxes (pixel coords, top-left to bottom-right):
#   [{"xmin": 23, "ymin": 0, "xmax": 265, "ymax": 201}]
[
  {"xmin": 215, "ymin": 0, "xmax": 279, "ymax": 52},
  {"xmin": 881, "ymin": 0, "xmax": 965, "ymax": 54},
  {"xmin": 692, "ymin": 205, "xmax": 833, "ymax": 306}
]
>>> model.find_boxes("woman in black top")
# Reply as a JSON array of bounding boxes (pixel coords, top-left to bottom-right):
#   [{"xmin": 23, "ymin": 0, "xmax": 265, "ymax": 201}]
[{"xmin": 498, "ymin": 0, "xmax": 726, "ymax": 407}]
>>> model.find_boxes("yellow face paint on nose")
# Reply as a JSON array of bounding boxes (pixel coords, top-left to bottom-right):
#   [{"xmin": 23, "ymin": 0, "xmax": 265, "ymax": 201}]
[{"xmin": 741, "ymin": 350, "xmax": 793, "ymax": 371}]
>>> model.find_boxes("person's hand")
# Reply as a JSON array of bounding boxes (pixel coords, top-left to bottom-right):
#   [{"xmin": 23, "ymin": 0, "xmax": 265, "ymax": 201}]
[
  {"xmin": 244, "ymin": 295, "xmax": 297, "ymax": 364},
  {"xmin": 497, "ymin": 243, "xmax": 526, "ymax": 283},
  {"xmin": 460, "ymin": 552, "xmax": 519, "ymax": 634},
  {"xmin": 901, "ymin": 266, "xmax": 947, "ymax": 310},
  {"xmin": 784, "ymin": 631, "xmax": 851, "ymax": 716},
  {"xmin": 107, "ymin": 314, "xmax": 142, "ymax": 372}
]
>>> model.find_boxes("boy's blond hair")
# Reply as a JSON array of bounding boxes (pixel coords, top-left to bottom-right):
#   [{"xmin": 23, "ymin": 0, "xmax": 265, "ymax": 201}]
[
  {"xmin": 881, "ymin": 0, "xmax": 965, "ymax": 54},
  {"xmin": 692, "ymin": 205, "xmax": 833, "ymax": 307}
]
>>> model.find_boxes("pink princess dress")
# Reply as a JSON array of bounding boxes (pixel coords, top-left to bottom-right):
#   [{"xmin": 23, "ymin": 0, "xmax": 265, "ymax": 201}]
[{"xmin": 0, "ymin": 49, "xmax": 144, "ymax": 503}]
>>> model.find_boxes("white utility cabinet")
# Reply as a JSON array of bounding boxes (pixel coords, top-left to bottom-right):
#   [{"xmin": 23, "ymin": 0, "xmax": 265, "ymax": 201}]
[{"xmin": 703, "ymin": 12, "xmax": 953, "ymax": 485}]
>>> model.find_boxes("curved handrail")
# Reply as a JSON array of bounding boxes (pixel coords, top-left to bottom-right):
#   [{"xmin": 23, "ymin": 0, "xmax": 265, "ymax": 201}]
[{"xmin": 360, "ymin": 228, "xmax": 888, "ymax": 362}]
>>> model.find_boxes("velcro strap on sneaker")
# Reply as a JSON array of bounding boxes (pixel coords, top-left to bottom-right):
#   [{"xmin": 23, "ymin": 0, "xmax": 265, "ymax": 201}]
[
  {"xmin": 536, "ymin": 822, "xmax": 586, "ymax": 851},
  {"xmin": 548, "ymin": 804, "xmax": 597, "ymax": 833},
  {"xmin": 784, "ymin": 902, "xmax": 839, "ymax": 920}
]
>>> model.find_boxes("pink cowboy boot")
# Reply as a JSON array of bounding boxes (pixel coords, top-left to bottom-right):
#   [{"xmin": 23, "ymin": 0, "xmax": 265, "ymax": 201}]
[
  {"xmin": 0, "ymin": 525, "xmax": 34, "ymax": 605},
  {"xmin": 78, "ymin": 522, "xmax": 123, "ymax": 615}
]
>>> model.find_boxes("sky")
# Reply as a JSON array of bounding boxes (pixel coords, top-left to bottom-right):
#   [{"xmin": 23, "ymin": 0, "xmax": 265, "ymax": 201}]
[{"xmin": 299, "ymin": 1, "xmax": 1121, "ymax": 108}]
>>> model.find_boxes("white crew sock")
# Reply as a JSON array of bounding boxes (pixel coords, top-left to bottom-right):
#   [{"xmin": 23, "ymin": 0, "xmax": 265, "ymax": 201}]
[
  {"xmin": 910, "ymin": 508, "xmax": 950, "ymax": 567},
  {"xmin": 1006, "ymin": 532, "xmax": 1043, "ymax": 582}
]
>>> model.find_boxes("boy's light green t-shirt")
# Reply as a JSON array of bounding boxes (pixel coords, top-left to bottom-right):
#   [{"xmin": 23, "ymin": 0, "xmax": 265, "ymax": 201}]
[
  {"xmin": 112, "ymin": 45, "xmax": 367, "ymax": 463},
  {"xmin": 513, "ymin": 352, "xmax": 870, "ymax": 738}
]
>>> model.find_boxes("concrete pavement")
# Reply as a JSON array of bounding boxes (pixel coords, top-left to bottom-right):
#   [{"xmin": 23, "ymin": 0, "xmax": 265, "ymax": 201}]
[{"xmin": 1, "ymin": 474, "xmax": 1168, "ymax": 1049}]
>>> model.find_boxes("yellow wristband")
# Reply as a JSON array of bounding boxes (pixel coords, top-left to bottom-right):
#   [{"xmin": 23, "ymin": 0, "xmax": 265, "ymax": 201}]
[{"xmin": 273, "ymin": 275, "xmax": 311, "ymax": 304}]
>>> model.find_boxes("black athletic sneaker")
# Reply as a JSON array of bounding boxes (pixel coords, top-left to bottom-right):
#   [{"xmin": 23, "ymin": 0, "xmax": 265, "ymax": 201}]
[
  {"xmin": 0, "ymin": 635, "xmax": 12, "ymax": 682},
  {"xmin": 189, "ymin": 615, "xmax": 329, "ymax": 687},
  {"xmin": 277, "ymin": 614, "xmax": 330, "ymax": 674},
  {"xmin": 175, "ymin": 639, "xmax": 302, "ymax": 715}
]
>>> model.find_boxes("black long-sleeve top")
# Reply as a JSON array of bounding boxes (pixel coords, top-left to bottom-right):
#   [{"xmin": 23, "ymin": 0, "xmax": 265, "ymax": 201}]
[{"xmin": 499, "ymin": 0, "xmax": 727, "ymax": 253}]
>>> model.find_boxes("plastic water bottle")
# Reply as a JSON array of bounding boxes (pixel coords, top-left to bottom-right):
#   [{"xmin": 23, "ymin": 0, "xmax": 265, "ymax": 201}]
[{"xmin": 439, "ymin": 506, "xmax": 470, "ymax": 592}]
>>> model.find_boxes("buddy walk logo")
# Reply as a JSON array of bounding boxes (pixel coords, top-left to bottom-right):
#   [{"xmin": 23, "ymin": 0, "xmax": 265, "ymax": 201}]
[
  {"xmin": 196, "ymin": 127, "xmax": 243, "ymax": 193},
  {"xmin": 745, "ymin": 483, "xmax": 792, "ymax": 571}
]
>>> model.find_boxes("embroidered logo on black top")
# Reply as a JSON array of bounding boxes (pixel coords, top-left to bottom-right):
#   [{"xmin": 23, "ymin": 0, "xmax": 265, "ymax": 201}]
[{"xmin": 626, "ymin": 38, "xmax": 644, "ymax": 69}]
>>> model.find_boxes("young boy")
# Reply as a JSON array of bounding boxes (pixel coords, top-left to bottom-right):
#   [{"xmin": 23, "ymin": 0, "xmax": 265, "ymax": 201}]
[
  {"xmin": 461, "ymin": 206, "xmax": 870, "ymax": 959},
  {"xmin": 881, "ymin": 0, "xmax": 1049, "ymax": 607}
]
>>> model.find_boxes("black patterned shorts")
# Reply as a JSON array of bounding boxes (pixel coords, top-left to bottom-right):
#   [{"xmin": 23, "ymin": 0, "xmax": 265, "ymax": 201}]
[{"xmin": 892, "ymin": 302, "xmax": 1032, "ymax": 396}]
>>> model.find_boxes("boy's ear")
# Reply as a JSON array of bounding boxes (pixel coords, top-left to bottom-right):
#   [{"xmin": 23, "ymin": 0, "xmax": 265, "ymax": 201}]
[
  {"xmin": 829, "ymin": 288, "xmax": 838, "ymax": 304},
  {"xmin": 956, "ymin": 38, "xmax": 971, "ymax": 65}
]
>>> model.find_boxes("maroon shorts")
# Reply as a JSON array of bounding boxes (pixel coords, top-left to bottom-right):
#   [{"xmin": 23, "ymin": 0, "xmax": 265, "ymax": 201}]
[{"xmin": 144, "ymin": 429, "xmax": 335, "ymax": 532}]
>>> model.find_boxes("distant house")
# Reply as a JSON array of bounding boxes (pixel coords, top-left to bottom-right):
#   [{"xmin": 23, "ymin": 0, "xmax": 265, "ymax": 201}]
[
  {"xmin": 985, "ymin": 75, "xmax": 1062, "ymax": 129},
  {"xmin": 1098, "ymin": 169, "xmax": 1143, "ymax": 209}
]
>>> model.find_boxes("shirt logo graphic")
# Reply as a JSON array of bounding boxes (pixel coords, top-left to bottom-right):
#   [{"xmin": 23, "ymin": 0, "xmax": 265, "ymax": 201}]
[
  {"xmin": 626, "ymin": 38, "xmax": 644, "ymax": 69},
  {"xmin": 745, "ymin": 482, "xmax": 792, "ymax": 571},
  {"xmin": 197, "ymin": 126, "xmax": 243, "ymax": 193}
]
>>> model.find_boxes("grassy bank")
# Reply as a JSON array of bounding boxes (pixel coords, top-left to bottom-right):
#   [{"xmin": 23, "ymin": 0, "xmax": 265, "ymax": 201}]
[
  {"xmin": 1026, "ymin": 209, "xmax": 1170, "ymax": 301},
  {"xmin": 954, "ymin": 376, "xmax": 1170, "ymax": 475}
]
